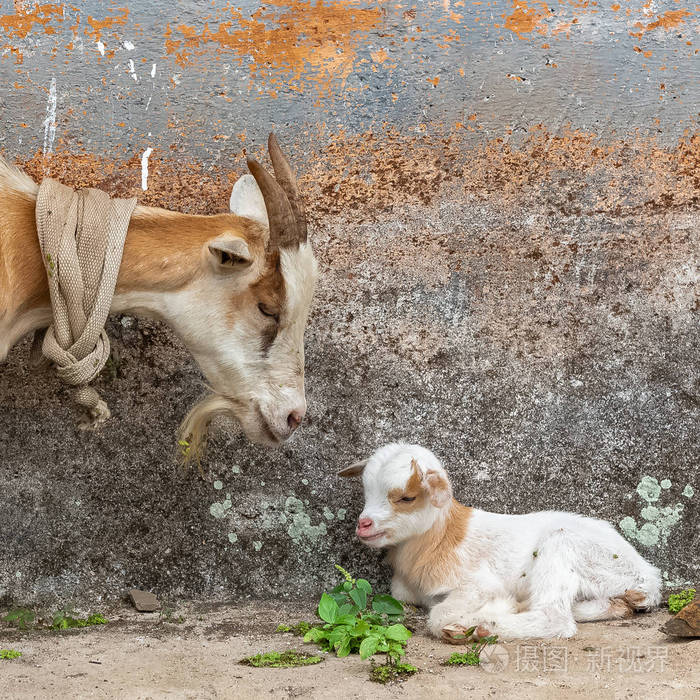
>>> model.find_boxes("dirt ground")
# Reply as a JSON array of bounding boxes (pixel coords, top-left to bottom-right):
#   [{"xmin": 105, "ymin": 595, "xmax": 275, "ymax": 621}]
[{"xmin": 1, "ymin": 601, "xmax": 698, "ymax": 700}]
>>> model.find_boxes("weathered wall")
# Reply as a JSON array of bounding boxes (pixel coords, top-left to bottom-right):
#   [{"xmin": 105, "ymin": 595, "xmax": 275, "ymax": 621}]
[{"xmin": 0, "ymin": 1, "xmax": 698, "ymax": 604}]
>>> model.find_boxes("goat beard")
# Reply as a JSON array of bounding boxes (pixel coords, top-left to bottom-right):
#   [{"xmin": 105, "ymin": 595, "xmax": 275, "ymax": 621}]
[{"xmin": 177, "ymin": 393, "xmax": 239, "ymax": 468}]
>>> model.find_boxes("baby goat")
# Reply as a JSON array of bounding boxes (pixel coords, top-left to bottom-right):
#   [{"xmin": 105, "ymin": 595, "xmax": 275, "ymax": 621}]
[{"xmin": 339, "ymin": 443, "xmax": 661, "ymax": 641}]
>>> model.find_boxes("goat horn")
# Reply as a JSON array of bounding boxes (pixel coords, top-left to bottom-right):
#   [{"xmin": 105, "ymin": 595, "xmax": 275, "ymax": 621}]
[
  {"xmin": 246, "ymin": 157, "xmax": 298, "ymax": 249},
  {"xmin": 267, "ymin": 133, "xmax": 307, "ymax": 244}
]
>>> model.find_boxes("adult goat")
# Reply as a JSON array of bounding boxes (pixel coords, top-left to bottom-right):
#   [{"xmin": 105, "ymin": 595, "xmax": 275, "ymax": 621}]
[{"xmin": 0, "ymin": 135, "xmax": 318, "ymax": 460}]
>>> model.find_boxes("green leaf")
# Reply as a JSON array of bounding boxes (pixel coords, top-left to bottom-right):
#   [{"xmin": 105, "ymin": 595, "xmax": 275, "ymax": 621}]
[
  {"xmin": 318, "ymin": 593, "xmax": 339, "ymax": 624},
  {"xmin": 387, "ymin": 641, "xmax": 405, "ymax": 661},
  {"xmin": 342, "ymin": 581, "xmax": 353, "ymax": 592},
  {"xmin": 335, "ymin": 614, "xmax": 359, "ymax": 627},
  {"xmin": 359, "ymin": 636, "xmax": 380, "ymax": 660},
  {"xmin": 356, "ymin": 579, "xmax": 372, "ymax": 595},
  {"xmin": 349, "ymin": 587, "xmax": 367, "ymax": 611},
  {"xmin": 337, "ymin": 603, "xmax": 357, "ymax": 617},
  {"xmin": 303, "ymin": 628, "xmax": 326, "ymax": 643},
  {"xmin": 384, "ymin": 624, "xmax": 412, "ymax": 642},
  {"xmin": 329, "ymin": 591, "xmax": 346, "ymax": 606},
  {"xmin": 372, "ymin": 595, "xmax": 404, "ymax": 616},
  {"xmin": 363, "ymin": 613, "xmax": 383, "ymax": 626},
  {"xmin": 336, "ymin": 635, "xmax": 352, "ymax": 658},
  {"xmin": 328, "ymin": 627, "xmax": 351, "ymax": 645},
  {"xmin": 351, "ymin": 620, "xmax": 371, "ymax": 637},
  {"xmin": 377, "ymin": 639, "xmax": 390, "ymax": 652}
]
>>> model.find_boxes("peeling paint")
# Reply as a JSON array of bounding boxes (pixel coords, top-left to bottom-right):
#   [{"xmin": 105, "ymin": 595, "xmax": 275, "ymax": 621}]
[
  {"xmin": 140, "ymin": 146, "xmax": 152, "ymax": 190},
  {"xmin": 41, "ymin": 76, "xmax": 56, "ymax": 160},
  {"xmin": 163, "ymin": 0, "xmax": 384, "ymax": 98}
]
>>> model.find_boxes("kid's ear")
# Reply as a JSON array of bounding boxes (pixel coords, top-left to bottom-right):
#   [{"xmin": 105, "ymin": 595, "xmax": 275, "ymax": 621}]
[
  {"xmin": 338, "ymin": 459, "xmax": 369, "ymax": 478},
  {"xmin": 207, "ymin": 235, "xmax": 253, "ymax": 270},
  {"xmin": 425, "ymin": 470, "xmax": 452, "ymax": 508}
]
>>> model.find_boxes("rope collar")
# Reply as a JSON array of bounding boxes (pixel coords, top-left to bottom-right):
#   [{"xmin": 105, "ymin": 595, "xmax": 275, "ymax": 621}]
[{"xmin": 35, "ymin": 178, "xmax": 136, "ymax": 428}]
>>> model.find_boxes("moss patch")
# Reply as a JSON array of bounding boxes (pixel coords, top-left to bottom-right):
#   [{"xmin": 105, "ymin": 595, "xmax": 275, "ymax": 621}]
[
  {"xmin": 369, "ymin": 661, "xmax": 418, "ymax": 684},
  {"xmin": 276, "ymin": 621, "xmax": 315, "ymax": 636},
  {"xmin": 444, "ymin": 651, "xmax": 482, "ymax": 666},
  {"xmin": 51, "ymin": 612, "xmax": 108, "ymax": 630},
  {"xmin": 240, "ymin": 650, "xmax": 322, "ymax": 668},
  {"xmin": 668, "ymin": 588, "xmax": 696, "ymax": 614},
  {"xmin": 1, "ymin": 649, "xmax": 22, "ymax": 660}
]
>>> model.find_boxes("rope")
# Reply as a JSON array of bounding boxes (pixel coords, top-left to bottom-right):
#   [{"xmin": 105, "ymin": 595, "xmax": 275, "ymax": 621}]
[{"xmin": 35, "ymin": 178, "xmax": 136, "ymax": 427}]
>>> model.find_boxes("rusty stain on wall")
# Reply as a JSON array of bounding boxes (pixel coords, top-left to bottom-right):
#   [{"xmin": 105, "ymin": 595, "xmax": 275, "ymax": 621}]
[
  {"xmin": 164, "ymin": 0, "xmax": 385, "ymax": 97},
  {"xmin": 16, "ymin": 125, "xmax": 699, "ymax": 225}
]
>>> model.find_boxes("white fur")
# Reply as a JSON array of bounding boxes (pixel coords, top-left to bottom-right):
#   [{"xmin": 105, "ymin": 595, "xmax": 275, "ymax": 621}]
[{"xmin": 351, "ymin": 443, "xmax": 662, "ymax": 640}]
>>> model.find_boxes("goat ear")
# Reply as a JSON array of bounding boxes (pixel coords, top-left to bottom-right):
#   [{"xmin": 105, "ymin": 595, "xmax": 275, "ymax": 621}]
[
  {"xmin": 425, "ymin": 470, "xmax": 452, "ymax": 508},
  {"xmin": 338, "ymin": 459, "xmax": 369, "ymax": 478},
  {"xmin": 208, "ymin": 236, "xmax": 253, "ymax": 270},
  {"xmin": 230, "ymin": 173, "xmax": 269, "ymax": 228}
]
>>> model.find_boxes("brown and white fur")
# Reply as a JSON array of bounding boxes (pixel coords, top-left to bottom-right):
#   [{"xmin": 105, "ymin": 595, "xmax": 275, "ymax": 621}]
[
  {"xmin": 0, "ymin": 135, "xmax": 318, "ymax": 457},
  {"xmin": 340, "ymin": 443, "xmax": 661, "ymax": 641}
]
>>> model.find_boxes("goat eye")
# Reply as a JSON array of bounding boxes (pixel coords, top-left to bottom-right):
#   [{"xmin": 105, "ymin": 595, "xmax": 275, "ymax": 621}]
[
  {"xmin": 399, "ymin": 496, "xmax": 416, "ymax": 503},
  {"xmin": 258, "ymin": 303, "xmax": 279, "ymax": 323}
]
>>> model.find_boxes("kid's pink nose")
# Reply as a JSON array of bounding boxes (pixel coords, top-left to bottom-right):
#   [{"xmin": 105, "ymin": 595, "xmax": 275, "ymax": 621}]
[
  {"xmin": 357, "ymin": 517, "xmax": 374, "ymax": 534},
  {"xmin": 287, "ymin": 409, "xmax": 305, "ymax": 432}
]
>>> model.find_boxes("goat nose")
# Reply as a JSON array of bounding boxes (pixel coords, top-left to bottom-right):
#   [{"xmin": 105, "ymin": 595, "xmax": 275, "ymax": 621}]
[
  {"xmin": 287, "ymin": 409, "xmax": 304, "ymax": 432},
  {"xmin": 357, "ymin": 517, "xmax": 373, "ymax": 530}
]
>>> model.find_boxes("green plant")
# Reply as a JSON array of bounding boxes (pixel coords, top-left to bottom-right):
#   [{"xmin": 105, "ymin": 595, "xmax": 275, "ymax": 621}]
[
  {"xmin": 442, "ymin": 632, "xmax": 499, "ymax": 666},
  {"xmin": 369, "ymin": 660, "xmax": 418, "ymax": 684},
  {"xmin": 178, "ymin": 439, "xmax": 191, "ymax": 460},
  {"xmin": 668, "ymin": 588, "xmax": 696, "ymax": 614},
  {"xmin": 51, "ymin": 611, "xmax": 108, "ymax": 630},
  {"xmin": 240, "ymin": 650, "xmax": 322, "ymax": 668},
  {"xmin": 160, "ymin": 607, "xmax": 186, "ymax": 624},
  {"xmin": 303, "ymin": 565, "xmax": 412, "ymax": 664},
  {"xmin": 276, "ymin": 621, "xmax": 313, "ymax": 636},
  {"xmin": 3, "ymin": 608, "xmax": 35, "ymax": 630},
  {"xmin": 0, "ymin": 649, "xmax": 22, "ymax": 660}
]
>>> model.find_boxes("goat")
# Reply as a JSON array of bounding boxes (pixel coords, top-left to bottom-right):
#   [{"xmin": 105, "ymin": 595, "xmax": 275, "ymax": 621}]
[
  {"xmin": 0, "ymin": 135, "xmax": 318, "ymax": 459},
  {"xmin": 340, "ymin": 443, "xmax": 661, "ymax": 641}
]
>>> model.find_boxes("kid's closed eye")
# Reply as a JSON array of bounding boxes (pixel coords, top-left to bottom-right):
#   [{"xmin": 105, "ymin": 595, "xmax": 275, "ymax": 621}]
[
  {"xmin": 258, "ymin": 303, "xmax": 279, "ymax": 322},
  {"xmin": 398, "ymin": 496, "xmax": 416, "ymax": 503}
]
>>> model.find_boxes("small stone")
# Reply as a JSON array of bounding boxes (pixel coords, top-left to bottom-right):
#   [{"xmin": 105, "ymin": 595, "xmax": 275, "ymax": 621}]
[
  {"xmin": 662, "ymin": 598, "xmax": 699, "ymax": 637},
  {"xmin": 128, "ymin": 588, "xmax": 161, "ymax": 612}
]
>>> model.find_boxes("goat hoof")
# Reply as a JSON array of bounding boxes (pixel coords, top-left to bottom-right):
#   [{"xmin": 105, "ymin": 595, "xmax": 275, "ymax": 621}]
[
  {"xmin": 441, "ymin": 623, "xmax": 476, "ymax": 644},
  {"xmin": 475, "ymin": 625, "xmax": 492, "ymax": 639},
  {"xmin": 624, "ymin": 589, "xmax": 650, "ymax": 611}
]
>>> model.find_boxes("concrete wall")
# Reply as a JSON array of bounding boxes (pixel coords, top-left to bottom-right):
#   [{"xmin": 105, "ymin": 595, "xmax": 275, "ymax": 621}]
[{"xmin": 0, "ymin": 1, "xmax": 697, "ymax": 604}]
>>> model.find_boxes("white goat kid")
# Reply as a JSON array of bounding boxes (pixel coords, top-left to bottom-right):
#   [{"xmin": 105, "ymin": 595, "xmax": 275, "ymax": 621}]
[
  {"xmin": 0, "ymin": 135, "xmax": 318, "ymax": 458},
  {"xmin": 340, "ymin": 443, "xmax": 661, "ymax": 641}
]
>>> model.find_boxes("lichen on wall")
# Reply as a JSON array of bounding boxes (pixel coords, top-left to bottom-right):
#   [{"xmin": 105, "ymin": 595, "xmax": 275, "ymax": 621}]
[{"xmin": 619, "ymin": 477, "xmax": 694, "ymax": 548}]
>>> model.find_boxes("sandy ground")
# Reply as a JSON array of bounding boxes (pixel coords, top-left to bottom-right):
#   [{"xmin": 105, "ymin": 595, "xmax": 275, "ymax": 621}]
[{"xmin": 1, "ymin": 602, "xmax": 698, "ymax": 700}]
